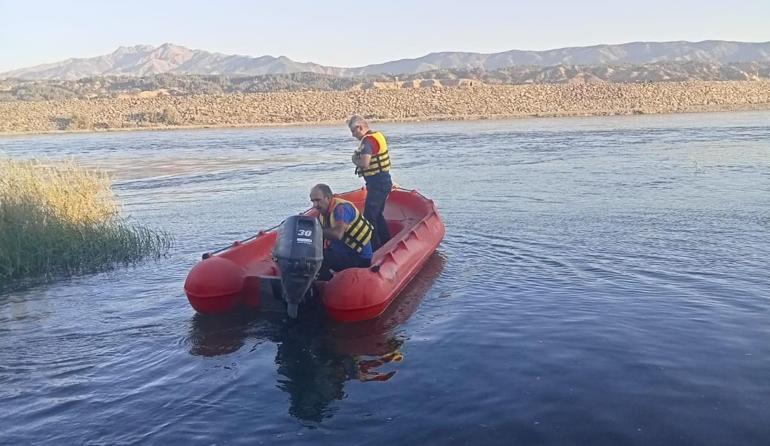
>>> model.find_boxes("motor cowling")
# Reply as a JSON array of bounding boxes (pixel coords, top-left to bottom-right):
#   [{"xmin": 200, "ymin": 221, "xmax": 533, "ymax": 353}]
[{"xmin": 272, "ymin": 215, "xmax": 323, "ymax": 318}]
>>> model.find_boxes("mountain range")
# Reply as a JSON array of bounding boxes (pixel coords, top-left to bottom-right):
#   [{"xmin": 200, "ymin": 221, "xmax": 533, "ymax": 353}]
[{"xmin": 4, "ymin": 41, "xmax": 770, "ymax": 80}]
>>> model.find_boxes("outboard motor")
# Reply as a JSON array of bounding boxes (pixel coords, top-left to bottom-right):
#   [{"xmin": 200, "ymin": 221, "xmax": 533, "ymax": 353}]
[{"xmin": 272, "ymin": 215, "xmax": 323, "ymax": 318}]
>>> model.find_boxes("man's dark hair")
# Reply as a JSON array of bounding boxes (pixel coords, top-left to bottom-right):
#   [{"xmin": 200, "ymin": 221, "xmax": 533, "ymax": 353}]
[{"xmin": 312, "ymin": 183, "xmax": 333, "ymax": 198}]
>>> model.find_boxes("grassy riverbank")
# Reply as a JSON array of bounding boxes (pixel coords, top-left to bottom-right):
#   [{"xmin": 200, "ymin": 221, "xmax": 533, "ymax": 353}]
[
  {"xmin": 0, "ymin": 158, "xmax": 172, "ymax": 289},
  {"xmin": 1, "ymin": 81, "xmax": 769, "ymax": 135}
]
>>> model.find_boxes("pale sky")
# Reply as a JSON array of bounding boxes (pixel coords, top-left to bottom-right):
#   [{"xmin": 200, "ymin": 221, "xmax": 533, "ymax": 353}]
[{"xmin": 1, "ymin": 0, "xmax": 769, "ymax": 72}]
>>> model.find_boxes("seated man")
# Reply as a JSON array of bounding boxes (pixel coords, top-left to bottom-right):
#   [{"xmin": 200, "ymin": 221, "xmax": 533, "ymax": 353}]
[{"xmin": 310, "ymin": 183, "xmax": 373, "ymax": 281}]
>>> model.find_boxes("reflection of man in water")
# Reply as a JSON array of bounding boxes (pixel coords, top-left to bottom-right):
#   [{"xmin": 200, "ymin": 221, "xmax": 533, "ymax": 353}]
[
  {"xmin": 275, "ymin": 323, "xmax": 403, "ymax": 422},
  {"xmin": 188, "ymin": 312, "xmax": 405, "ymax": 423},
  {"xmin": 355, "ymin": 350, "xmax": 403, "ymax": 382},
  {"xmin": 276, "ymin": 337, "xmax": 345, "ymax": 422}
]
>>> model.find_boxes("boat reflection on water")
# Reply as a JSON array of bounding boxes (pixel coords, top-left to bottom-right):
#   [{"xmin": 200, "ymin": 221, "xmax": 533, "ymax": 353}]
[{"xmin": 187, "ymin": 252, "xmax": 446, "ymax": 422}]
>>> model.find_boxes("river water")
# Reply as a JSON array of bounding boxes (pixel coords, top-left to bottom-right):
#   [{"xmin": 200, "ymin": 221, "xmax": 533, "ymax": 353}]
[{"xmin": 1, "ymin": 112, "xmax": 769, "ymax": 445}]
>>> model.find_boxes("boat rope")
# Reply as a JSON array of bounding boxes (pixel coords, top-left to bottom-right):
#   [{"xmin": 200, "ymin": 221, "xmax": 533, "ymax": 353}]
[
  {"xmin": 201, "ymin": 207, "xmax": 314, "ymax": 259},
  {"xmin": 201, "ymin": 186, "xmax": 422, "ymax": 260}
]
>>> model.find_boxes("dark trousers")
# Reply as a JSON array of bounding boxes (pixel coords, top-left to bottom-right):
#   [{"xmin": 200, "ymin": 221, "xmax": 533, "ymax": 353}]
[
  {"xmin": 364, "ymin": 180, "xmax": 392, "ymax": 250},
  {"xmin": 318, "ymin": 249, "xmax": 370, "ymax": 281}
]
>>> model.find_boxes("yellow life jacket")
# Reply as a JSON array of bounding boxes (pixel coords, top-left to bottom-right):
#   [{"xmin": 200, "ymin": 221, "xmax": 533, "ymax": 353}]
[
  {"xmin": 356, "ymin": 131, "xmax": 391, "ymax": 177},
  {"xmin": 319, "ymin": 197, "xmax": 373, "ymax": 253}
]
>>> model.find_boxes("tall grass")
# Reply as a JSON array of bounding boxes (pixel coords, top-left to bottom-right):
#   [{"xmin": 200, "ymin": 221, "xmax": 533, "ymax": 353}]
[{"xmin": 0, "ymin": 157, "xmax": 172, "ymax": 289}]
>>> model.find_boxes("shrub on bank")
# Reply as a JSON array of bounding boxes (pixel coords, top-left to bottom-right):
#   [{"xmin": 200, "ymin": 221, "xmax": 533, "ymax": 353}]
[{"xmin": 0, "ymin": 158, "xmax": 172, "ymax": 289}]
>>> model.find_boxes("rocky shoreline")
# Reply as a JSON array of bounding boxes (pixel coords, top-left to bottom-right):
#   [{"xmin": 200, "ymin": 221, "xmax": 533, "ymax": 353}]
[{"xmin": 2, "ymin": 80, "xmax": 770, "ymax": 135}]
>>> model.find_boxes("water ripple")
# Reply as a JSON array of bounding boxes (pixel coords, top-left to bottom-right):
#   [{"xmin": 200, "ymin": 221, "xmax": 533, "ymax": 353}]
[{"xmin": 2, "ymin": 112, "xmax": 770, "ymax": 445}]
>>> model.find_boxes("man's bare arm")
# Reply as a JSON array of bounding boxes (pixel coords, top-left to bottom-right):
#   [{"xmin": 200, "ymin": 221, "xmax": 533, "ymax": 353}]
[
  {"xmin": 322, "ymin": 221, "xmax": 347, "ymax": 240},
  {"xmin": 352, "ymin": 152, "xmax": 371, "ymax": 169}
]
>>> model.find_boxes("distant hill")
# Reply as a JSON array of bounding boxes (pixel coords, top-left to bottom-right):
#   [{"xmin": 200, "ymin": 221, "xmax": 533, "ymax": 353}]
[
  {"xmin": 3, "ymin": 61, "xmax": 770, "ymax": 102},
  {"xmin": 1, "ymin": 44, "xmax": 343, "ymax": 80},
  {"xmin": 351, "ymin": 41, "xmax": 770, "ymax": 76},
  {"xmin": 3, "ymin": 41, "xmax": 770, "ymax": 80}
]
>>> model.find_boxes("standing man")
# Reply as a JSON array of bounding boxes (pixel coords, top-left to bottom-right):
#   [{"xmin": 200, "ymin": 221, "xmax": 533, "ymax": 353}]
[
  {"xmin": 348, "ymin": 115, "xmax": 392, "ymax": 250},
  {"xmin": 310, "ymin": 184, "xmax": 373, "ymax": 281}
]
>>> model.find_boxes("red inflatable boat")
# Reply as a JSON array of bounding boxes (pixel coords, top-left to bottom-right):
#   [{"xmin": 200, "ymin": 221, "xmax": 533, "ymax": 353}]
[{"xmin": 184, "ymin": 187, "xmax": 445, "ymax": 322}]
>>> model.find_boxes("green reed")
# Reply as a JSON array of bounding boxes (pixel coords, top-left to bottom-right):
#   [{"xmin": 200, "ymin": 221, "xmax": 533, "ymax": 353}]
[{"xmin": 0, "ymin": 158, "xmax": 172, "ymax": 289}]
